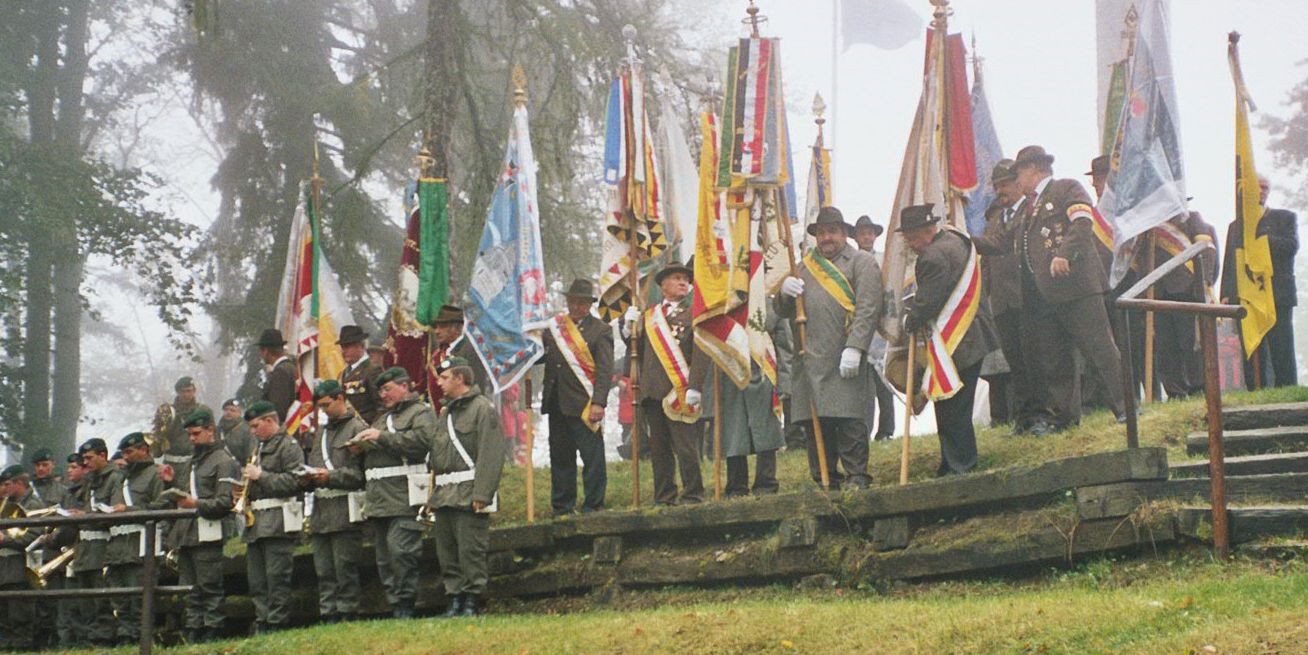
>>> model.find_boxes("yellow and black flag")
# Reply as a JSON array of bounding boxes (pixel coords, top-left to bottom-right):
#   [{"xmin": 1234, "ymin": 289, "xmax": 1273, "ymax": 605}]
[{"xmin": 1228, "ymin": 32, "xmax": 1276, "ymax": 357}]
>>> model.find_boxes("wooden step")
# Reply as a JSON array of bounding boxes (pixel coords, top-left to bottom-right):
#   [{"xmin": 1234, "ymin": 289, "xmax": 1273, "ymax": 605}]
[
  {"xmin": 1177, "ymin": 505, "xmax": 1308, "ymax": 544},
  {"xmin": 1077, "ymin": 473, "xmax": 1308, "ymax": 520},
  {"xmin": 1186, "ymin": 426, "xmax": 1308, "ymax": 457},
  {"xmin": 1221, "ymin": 402, "xmax": 1308, "ymax": 431},
  {"xmin": 1170, "ymin": 452, "xmax": 1308, "ymax": 478}
]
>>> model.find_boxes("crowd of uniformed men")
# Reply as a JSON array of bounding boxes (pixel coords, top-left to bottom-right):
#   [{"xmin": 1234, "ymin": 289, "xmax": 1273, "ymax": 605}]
[{"xmin": 0, "ymin": 144, "xmax": 1297, "ymax": 649}]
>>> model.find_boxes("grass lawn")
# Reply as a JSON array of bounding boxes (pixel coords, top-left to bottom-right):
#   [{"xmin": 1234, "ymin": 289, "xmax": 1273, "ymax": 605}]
[{"xmin": 61, "ymin": 555, "xmax": 1306, "ymax": 654}]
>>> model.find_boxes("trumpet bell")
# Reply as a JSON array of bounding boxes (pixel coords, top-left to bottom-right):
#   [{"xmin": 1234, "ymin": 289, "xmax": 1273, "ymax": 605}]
[{"xmin": 26, "ymin": 547, "xmax": 76, "ymax": 589}]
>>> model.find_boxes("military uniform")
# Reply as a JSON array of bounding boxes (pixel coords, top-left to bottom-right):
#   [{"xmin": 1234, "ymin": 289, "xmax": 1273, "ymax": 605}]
[
  {"xmin": 31, "ymin": 473, "xmax": 66, "ymax": 507},
  {"xmin": 634, "ymin": 289, "xmax": 709, "ymax": 505},
  {"xmin": 976, "ymin": 196, "xmax": 1037, "ymax": 429},
  {"xmin": 158, "ymin": 399, "xmax": 212, "ymax": 482},
  {"xmin": 55, "ymin": 457, "xmax": 86, "ymax": 649},
  {"xmin": 363, "ymin": 378, "xmax": 436, "ymax": 618},
  {"xmin": 540, "ymin": 294, "xmax": 614, "ymax": 514},
  {"xmin": 903, "ymin": 219, "xmax": 997, "ymax": 475},
  {"xmin": 167, "ymin": 435, "xmax": 239, "ymax": 640},
  {"xmin": 429, "ymin": 336, "xmax": 490, "ymax": 410},
  {"xmin": 242, "ymin": 406, "xmax": 305, "ymax": 632},
  {"xmin": 0, "ymin": 476, "xmax": 47, "ymax": 651},
  {"xmin": 106, "ymin": 438, "xmax": 167, "ymax": 645},
  {"xmin": 776, "ymin": 211, "xmax": 883, "ymax": 489},
  {"xmin": 219, "ymin": 413, "xmax": 255, "ymax": 465},
  {"xmin": 72, "ymin": 447, "xmax": 122, "ymax": 645},
  {"xmin": 339, "ymin": 356, "xmax": 384, "ymax": 425},
  {"xmin": 381, "ymin": 382, "xmax": 505, "ymax": 616},
  {"xmin": 308, "ymin": 398, "xmax": 367, "ymax": 622},
  {"xmin": 28, "ymin": 452, "xmax": 66, "ymax": 647}
]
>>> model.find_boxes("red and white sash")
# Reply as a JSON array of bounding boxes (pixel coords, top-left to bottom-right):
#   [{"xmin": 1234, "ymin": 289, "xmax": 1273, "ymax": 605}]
[
  {"xmin": 548, "ymin": 315, "xmax": 601, "ymax": 432},
  {"xmin": 923, "ymin": 231, "xmax": 982, "ymax": 401},
  {"xmin": 645, "ymin": 303, "xmax": 701, "ymax": 424}
]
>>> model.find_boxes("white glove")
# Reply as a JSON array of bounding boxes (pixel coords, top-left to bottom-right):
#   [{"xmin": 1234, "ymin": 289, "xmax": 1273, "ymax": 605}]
[
  {"xmin": 839, "ymin": 347, "xmax": 862, "ymax": 379},
  {"xmin": 620, "ymin": 306, "xmax": 641, "ymax": 339},
  {"xmin": 780, "ymin": 276, "xmax": 805, "ymax": 298},
  {"xmin": 684, "ymin": 389, "xmax": 702, "ymax": 408}
]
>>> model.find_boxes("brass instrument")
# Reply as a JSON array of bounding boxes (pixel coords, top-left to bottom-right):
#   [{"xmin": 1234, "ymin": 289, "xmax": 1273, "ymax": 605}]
[
  {"xmin": 26, "ymin": 547, "xmax": 75, "ymax": 589},
  {"xmin": 415, "ymin": 471, "xmax": 437, "ymax": 529},
  {"xmin": 0, "ymin": 499, "xmax": 57, "ymax": 541},
  {"xmin": 232, "ymin": 449, "xmax": 259, "ymax": 528},
  {"xmin": 149, "ymin": 402, "xmax": 175, "ymax": 455}
]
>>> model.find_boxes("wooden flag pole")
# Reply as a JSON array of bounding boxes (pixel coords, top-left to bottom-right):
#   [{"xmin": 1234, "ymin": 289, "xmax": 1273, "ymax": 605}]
[
  {"xmin": 713, "ymin": 367, "xmax": 723, "ymax": 501},
  {"xmin": 900, "ymin": 334, "xmax": 916, "ymax": 485},
  {"xmin": 1144, "ymin": 233, "xmax": 1157, "ymax": 402},
  {"xmin": 524, "ymin": 378, "xmax": 535, "ymax": 523}
]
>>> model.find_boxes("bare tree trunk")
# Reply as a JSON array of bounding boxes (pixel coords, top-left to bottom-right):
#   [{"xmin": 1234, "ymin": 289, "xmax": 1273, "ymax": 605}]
[{"xmin": 51, "ymin": 255, "xmax": 82, "ymax": 454}]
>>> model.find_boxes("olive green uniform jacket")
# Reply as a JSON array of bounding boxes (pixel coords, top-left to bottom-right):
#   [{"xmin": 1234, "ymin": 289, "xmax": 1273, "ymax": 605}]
[{"xmin": 308, "ymin": 411, "xmax": 366, "ymax": 533}]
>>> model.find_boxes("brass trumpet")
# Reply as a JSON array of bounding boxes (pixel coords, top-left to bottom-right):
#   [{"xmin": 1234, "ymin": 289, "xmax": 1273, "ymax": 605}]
[
  {"xmin": 26, "ymin": 547, "xmax": 75, "ymax": 589},
  {"xmin": 232, "ymin": 449, "xmax": 259, "ymax": 528}
]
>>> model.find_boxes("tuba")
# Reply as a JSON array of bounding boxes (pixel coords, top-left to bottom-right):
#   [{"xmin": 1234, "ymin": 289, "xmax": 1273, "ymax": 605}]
[{"xmin": 149, "ymin": 402, "xmax": 175, "ymax": 456}]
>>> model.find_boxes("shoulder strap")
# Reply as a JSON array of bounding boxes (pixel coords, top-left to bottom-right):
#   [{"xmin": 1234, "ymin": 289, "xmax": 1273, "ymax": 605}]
[{"xmin": 446, "ymin": 413, "xmax": 475, "ymax": 470}]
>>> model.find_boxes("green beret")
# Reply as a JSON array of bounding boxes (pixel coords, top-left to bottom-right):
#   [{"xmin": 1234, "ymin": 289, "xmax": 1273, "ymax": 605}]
[
  {"xmin": 437, "ymin": 356, "xmax": 470, "ymax": 373},
  {"xmin": 314, "ymin": 379, "xmax": 343, "ymax": 399},
  {"xmin": 375, "ymin": 366, "xmax": 411, "ymax": 387},
  {"xmin": 66, "ymin": 453, "xmax": 81, "ymax": 464},
  {"xmin": 29, "ymin": 448, "xmax": 53, "ymax": 463},
  {"xmin": 0, "ymin": 464, "xmax": 27, "ymax": 483},
  {"xmin": 118, "ymin": 432, "xmax": 148, "ymax": 451},
  {"xmin": 222, "ymin": 397, "xmax": 242, "ymax": 410},
  {"xmin": 78, "ymin": 438, "xmax": 108, "ymax": 456},
  {"xmin": 174, "ymin": 376, "xmax": 195, "ymax": 391},
  {"xmin": 243, "ymin": 400, "xmax": 278, "ymax": 422},
  {"xmin": 183, "ymin": 408, "xmax": 215, "ymax": 429}
]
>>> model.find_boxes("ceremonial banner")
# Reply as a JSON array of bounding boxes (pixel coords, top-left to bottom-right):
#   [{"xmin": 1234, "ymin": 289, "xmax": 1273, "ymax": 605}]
[
  {"xmin": 657, "ymin": 81, "xmax": 700, "ymax": 264},
  {"xmin": 1229, "ymin": 35, "xmax": 1277, "ymax": 356},
  {"xmin": 1098, "ymin": 0, "xmax": 1188, "ymax": 286},
  {"xmin": 384, "ymin": 179, "xmax": 449, "ymax": 388},
  {"xmin": 720, "ymin": 37, "xmax": 790, "ymax": 187},
  {"xmin": 692, "ymin": 113, "xmax": 751, "ymax": 388},
  {"xmin": 597, "ymin": 69, "xmax": 669, "ymax": 321},
  {"xmin": 275, "ymin": 184, "xmax": 357, "ymax": 429},
  {"xmin": 964, "ymin": 56, "xmax": 1002, "ymax": 238},
  {"xmin": 1096, "ymin": 1, "xmax": 1163, "ymax": 141},
  {"xmin": 841, "ymin": 0, "xmax": 923, "ymax": 52},
  {"xmin": 802, "ymin": 144, "xmax": 833, "ymax": 251},
  {"xmin": 465, "ymin": 100, "xmax": 549, "ymax": 394}
]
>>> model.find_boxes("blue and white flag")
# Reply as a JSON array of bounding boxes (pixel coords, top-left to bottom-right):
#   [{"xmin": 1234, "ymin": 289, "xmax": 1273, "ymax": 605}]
[
  {"xmin": 964, "ymin": 63, "xmax": 1002, "ymax": 237},
  {"xmin": 1098, "ymin": 0, "xmax": 1188, "ymax": 286},
  {"xmin": 465, "ymin": 101, "xmax": 549, "ymax": 394}
]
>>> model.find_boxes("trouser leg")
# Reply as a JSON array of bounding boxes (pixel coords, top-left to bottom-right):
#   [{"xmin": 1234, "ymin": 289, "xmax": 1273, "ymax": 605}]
[
  {"xmin": 455, "ymin": 510, "xmax": 490, "ymax": 596},
  {"xmin": 1057, "ymin": 294, "xmax": 1124, "ymax": 415},
  {"xmin": 995, "ymin": 309, "xmax": 1034, "ymax": 428},
  {"xmin": 312, "ymin": 532, "xmax": 339, "ymax": 618},
  {"xmin": 262, "ymin": 538, "xmax": 295, "ymax": 627},
  {"xmin": 804, "ymin": 419, "xmax": 845, "ymax": 489},
  {"xmin": 1025, "ymin": 289, "xmax": 1079, "ymax": 428},
  {"xmin": 179, "ymin": 546, "xmax": 202, "ymax": 630},
  {"xmin": 370, "ymin": 517, "xmax": 397, "ymax": 608},
  {"xmin": 0, "ymin": 583, "xmax": 34, "ymax": 650},
  {"xmin": 669, "ymin": 420, "xmax": 705, "ymax": 503},
  {"xmin": 246, "ymin": 540, "xmax": 269, "ymax": 625},
  {"xmin": 874, "ymin": 374, "xmax": 897, "ymax": 437},
  {"xmin": 752, "ymin": 449, "xmax": 779, "ymax": 494},
  {"xmin": 933, "ymin": 363, "xmax": 981, "ymax": 475},
  {"xmin": 832, "ymin": 418, "xmax": 871, "ymax": 488},
  {"xmin": 77, "ymin": 569, "xmax": 112, "ymax": 644},
  {"xmin": 547, "ymin": 413, "xmax": 578, "ymax": 513},
  {"xmin": 724, "ymin": 456, "xmax": 749, "ymax": 497},
  {"xmin": 181, "ymin": 544, "xmax": 226, "ymax": 631},
  {"xmin": 783, "ymin": 398, "xmax": 808, "ymax": 450},
  {"xmin": 1269, "ymin": 303, "xmax": 1298, "ymax": 386},
  {"xmin": 330, "ymin": 530, "xmax": 363, "ymax": 616},
  {"xmin": 433, "ymin": 508, "xmax": 461, "ymax": 596},
  {"xmin": 573, "ymin": 418, "xmax": 608, "ymax": 511},
  {"xmin": 386, "ymin": 518, "xmax": 422, "ymax": 610},
  {"xmin": 57, "ymin": 572, "xmax": 83, "ymax": 647},
  {"xmin": 644, "ymin": 401, "xmax": 678, "ymax": 505},
  {"xmin": 108, "ymin": 563, "xmax": 143, "ymax": 642}
]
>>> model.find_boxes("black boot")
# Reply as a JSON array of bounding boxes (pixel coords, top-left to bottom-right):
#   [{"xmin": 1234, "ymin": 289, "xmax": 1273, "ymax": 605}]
[
  {"xmin": 391, "ymin": 603, "xmax": 414, "ymax": 619},
  {"xmin": 442, "ymin": 594, "xmax": 463, "ymax": 618},
  {"xmin": 460, "ymin": 595, "xmax": 479, "ymax": 617}
]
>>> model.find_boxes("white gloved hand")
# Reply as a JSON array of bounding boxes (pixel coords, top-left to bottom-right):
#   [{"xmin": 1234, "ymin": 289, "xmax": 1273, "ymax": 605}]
[
  {"xmin": 684, "ymin": 389, "xmax": 702, "ymax": 408},
  {"xmin": 620, "ymin": 306, "xmax": 641, "ymax": 338},
  {"xmin": 780, "ymin": 276, "xmax": 805, "ymax": 298},
  {"xmin": 839, "ymin": 347, "xmax": 862, "ymax": 379}
]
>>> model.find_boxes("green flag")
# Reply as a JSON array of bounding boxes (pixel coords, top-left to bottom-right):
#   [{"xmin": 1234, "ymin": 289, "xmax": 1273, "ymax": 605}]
[{"xmin": 415, "ymin": 177, "xmax": 449, "ymax": 326}]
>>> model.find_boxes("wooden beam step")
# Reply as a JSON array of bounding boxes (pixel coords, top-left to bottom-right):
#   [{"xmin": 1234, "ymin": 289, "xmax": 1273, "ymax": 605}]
[
  {"xmin": 1077, "ymin": 474, "xmax": 1308, "ymax": 520},
  {"xmin": 1177, "ymin": 505, "xmax": 1308, "ymax": 544},
  {"xmin": 1221, "ymin": 402, "xmax": 1308, "ymax": 431},
  {"xmin": 1186, "ymin": 426, "xmax": 1308, "ymax": 457},
  {"xmin": 1171, "ymin": 452, "xmax": 1308, "ymax": 478}
]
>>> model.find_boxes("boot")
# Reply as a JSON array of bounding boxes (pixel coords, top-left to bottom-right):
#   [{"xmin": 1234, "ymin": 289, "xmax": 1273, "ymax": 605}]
[
  {"xmin": 441, "ymin": 594, "xmax": 463, "ymax": 618},
  {"xmin": 460, "ymin": 595, "xmax": 479, "ymax": 617},
  {"xmin": 391, "ymin": 603, "xmax": 414, "ymax": 619}
]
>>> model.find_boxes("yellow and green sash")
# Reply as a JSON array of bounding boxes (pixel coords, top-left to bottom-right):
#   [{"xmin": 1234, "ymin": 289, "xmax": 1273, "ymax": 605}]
[
  {"xmin": 803, "ymin": 250, "xmax": 855, "ymax": 328},
  {"xmin": 548, "ymin": 315, "xmax": 600, "ymax": 432}
]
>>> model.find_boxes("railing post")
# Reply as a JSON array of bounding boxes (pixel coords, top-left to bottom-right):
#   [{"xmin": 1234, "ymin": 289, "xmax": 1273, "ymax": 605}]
[
  {"xmin": 1199, "ymin": 316, "xmax": 1230, "ymax": 559},
  {"xmin": 140, "ymin": 519, "xmax": 158, "ymax": 655},
  {"xmin": 1118, "ymin": 306, "xmax": 1139, "ymax": 449}
]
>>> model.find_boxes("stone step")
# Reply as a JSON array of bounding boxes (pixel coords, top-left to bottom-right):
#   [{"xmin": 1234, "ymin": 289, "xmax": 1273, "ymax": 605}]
[
  {"xmin": 1185, "ymin": 426, "xmax": 1308, "ymax": 457},
  {"xmin": 1171, "ymin": 452, "xmax": 1308, "ymax": 478},
  {"xmin": 1177, "ymin": 505, "xmax": 1308, "ymax": 545},
  {"xmin": 1221, "ymin": 402, "xmax": 1308, "ymax": 431}
]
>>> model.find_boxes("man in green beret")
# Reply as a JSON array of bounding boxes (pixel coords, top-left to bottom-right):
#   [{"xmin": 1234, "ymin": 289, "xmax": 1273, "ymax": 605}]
[
  {"xmin": 29, "ymin": 448, "xmax": 65, "ymax": 505},
  {"xmin": 0, "ymin": 464, "xmax": 47, "ymax": 650},
  {"xmin": 164, "ymin": 409, "xmax": 240, "ymax": 643},
  {"xmin": 218, "ymin": 398, "xmax": 255, "ymax": 466},
  {"xmin": 238, "ymin": 400, "xmax": 306, "ymax": 633},
  {"xmin": 155, "ymin": 376, "xmax": 212, "ymax": 484},
  {"xmin": 54, "ymin": 453, "xmax": 87, "ymax": 648},
  {"xmin": 349, "ymin": 366, "xmax": 435, "ymax": 619},
  {"xmin": 69, "ymin": 438, "xmax": 121, "ymax": 646},
  {"xmin": 105, "ymin": 432, "xmax": 166, "ymax": 645},
  {"xmin": 304, "ymin": 379, "xmax": 367, "ymax": 623},
  {"xmin": 360, "ymin": 356, "xmax": 506, "ymax": 617}
]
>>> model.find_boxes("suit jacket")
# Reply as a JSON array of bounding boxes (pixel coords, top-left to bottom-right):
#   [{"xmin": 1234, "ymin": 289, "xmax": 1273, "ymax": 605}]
[
  {"xmin": 905, "ymin": 229, "xmax": 997, "ymax": 372},
  {"xmin": 263, "ymin": 356, "xmax": 299, "ymax": 422},
  {"xmin": 1020, "ymin": 178, "xmax": 1106, "ymax": 303},
  {"xmin": 977, "ymin": 199, "xmax": 1023, "ymax": 315},
  {"xmin": 775, "ymin": 243, "xmax": 883, "ymax": 421},
  {"xmin": 1222, "ymin": 207, "xmax": 1298, "ymax": 307},
  {"xmin": 636, "ymin": 297, "xmax": 709, "ymax": 403},
  {"xmin": 339, "ymin": 356, "xmax": 383, "ymax": 425},
  {"xmin": 541, "ymin": 313, "xmax": 614, "ymax": 417},
  {"xmin": 1147, "ymin": 211, "xmax": 1219, "ymax": 299}
]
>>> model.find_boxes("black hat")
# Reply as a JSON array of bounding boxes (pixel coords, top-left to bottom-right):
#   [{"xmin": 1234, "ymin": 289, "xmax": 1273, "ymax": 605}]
[
  {"xmin": 222, "ymin": 397, "xmax": 242, "ymax": 410},
  {"xmin": 29, "ymin": 448, "xmax": 53, "ymax": 464},
  {"xmin": 254, "ymin": 328, "xmax": 287, "ymax": 348},
  {"xmin": 174, "ymin": 376, "xmax": 195, "ymax": 392},
  {"xmin": 314, "ymin": 379, "xmax": 344, "ymax": 399},
  {"xmin": 806, "ymin": 206, "xmax": 852, "ymax": 237},
  {"xmin": 243, "ymin": 400, "xmax": 278, "ymax": 422},
  {"xmin": 1086, "ymin": 155, "xmax": 1109, "ymax": 177},
  {"xmin": 376, "ymin": 366, "xmax": 411, "ymax": 388},
  {"xmin": 654, "ymin": 262, "xmax": 693, "ymax": 286},
  {"xmin": 338, "ymin": 325, "xmax": 369, "ymax": 345},
  {"xmin": 0, "ymin": 464, "xmax": 27, "ymax": 483},
  {"xmin": 896, "ymin": 203, "xmax": 941, "ymax": 232},
  {"xmin": 853, "ymin": 215, "xmax": 885, "ymax": 237},
  {"xmin": 562, "ymin": 278, "xmax": 597, "ymax": 301},
  {"xmin": 437, "ymin": 356, "xmax": 471, "ymax": 374},
  {"xmin": 1013, "ymin": 145, "xmax": 1054, "ymax": 168},
  {"xmin": 118, "ymin": 432, "xmax": 148, "ymax": 451},
  {"xmin": 432, "ymin": 304, "xmax": 465, "ymax": 325},
  {"xmin": 65, "ymin": 453, "xmax": 80, "ymax": 465},
  {"xmin": 182, "ymin": 408, "xmax": 214, "ymax": 429},
  {"xmin": 78, "ymin": 438, "xmax": 108, "ymax": 456},
  {"xmin": 991, "ymin": 158, "xmax": 1017, "ymax": 185}
]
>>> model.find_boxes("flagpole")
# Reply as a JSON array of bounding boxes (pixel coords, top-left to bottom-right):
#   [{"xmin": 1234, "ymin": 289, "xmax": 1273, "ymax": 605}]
[
  {"xmin": 901, "ymin": 334, "xmax": 915, "ymax": 485},
  {"xmin": 713, "ymin": 368, "xmax": 723, "ymax": 501},
  {"xmin": 830, "ymin": 0, "xmax": 838, "ymax": 152},
  {"xmin": 310, "ymin": 138, "xmax": 324, "ymax": 448},
  {"xmin": 622, "ymin": 25, "xmax": 646, "ymax": 509},
  {"xmin": 508, "ymin": 66, "xmax": 539, "ymax": 524},
  {"xmin": 932, "ymin": 0, "xmax": 955, "ymax": 227},
  {"xmin": 1144, "ymin": 233, "xmax": 1156, "ymax": 402}
]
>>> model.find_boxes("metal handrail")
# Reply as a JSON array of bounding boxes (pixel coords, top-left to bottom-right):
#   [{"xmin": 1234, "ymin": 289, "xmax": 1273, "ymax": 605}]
[{"xmin": 0, "ymin": 506, "xmax": 198, "ymax": 654}]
